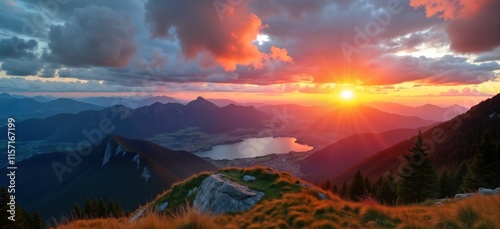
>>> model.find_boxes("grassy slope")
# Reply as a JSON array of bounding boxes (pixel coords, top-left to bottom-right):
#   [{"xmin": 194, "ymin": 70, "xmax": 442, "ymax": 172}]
[{"xmin": 58, "ymin": 167, "xmax": 500, "ymax": 229}]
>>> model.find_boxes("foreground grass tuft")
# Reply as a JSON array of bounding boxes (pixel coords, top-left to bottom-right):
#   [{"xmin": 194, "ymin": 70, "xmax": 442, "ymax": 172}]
[{"xmin": 57, "ymin": 167, "xmax": 500, "ymax": 229}]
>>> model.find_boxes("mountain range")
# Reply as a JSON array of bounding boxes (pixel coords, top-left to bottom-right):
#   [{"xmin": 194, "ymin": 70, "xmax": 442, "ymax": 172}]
[
  {"xmin": 0, "ymin": 97, "xmax": 269, "ymax": 142},
  {"xmin": 0, "ymin": 135, "xmax": 217, "ymax": 218},
  {"xmin": 310, "ymin": 105, "xmax": 436, "ymax": 138},
  {"xmin": 0, "ymin": 95, "xmax": 102, "ymax": 121},
  {"xmin": 300, "ymin": 127, "xmax": 434, "ymax": 182},
  {"xmin": 330, "ymin": 94, "xmax": 500, "ymax": 185},
  {"xmin": 364, "ymin": 102, "xmax": 468, "ymax": 122},
  {"xmin": 75, "ymin": 95, "xmax": 182, "ymax": 108}
]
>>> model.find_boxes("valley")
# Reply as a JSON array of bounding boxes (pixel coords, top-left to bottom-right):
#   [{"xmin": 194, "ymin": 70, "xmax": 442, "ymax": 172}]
[{"xmin": 0, "ymin": 93, "xmax": 498, "ymax": 228}]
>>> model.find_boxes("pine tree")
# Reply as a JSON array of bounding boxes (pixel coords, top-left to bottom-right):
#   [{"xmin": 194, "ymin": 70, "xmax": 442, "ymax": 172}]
[
  {"xmin": 397, "ymin": 131, "xmax": 438, "ymax": 204},
  {"xmin": 349, "ymin": 170, "xmax": 367, "ymax": 201},
  {"xmin": 0, "ymin": 187, "xmax": 13, "ymax": 227},
  {"xmin": 494, "ymin": 138, "xmax": 500, "ymax": 187},
  {"xmin": 376, "ymin": 171, "xmax": 398, "ymax": 205},
  {"xmin": 108, "ymin": 199, "xmax": 117, "ymax": 217},
  {"xmin": 114, "ymin": 200, "xmax": 125, "ymax": 217},
  {"xmin": 18, "ymin": 208, "xmax": 30, "ymax": 228},
  {"xmin": 72, "ymin": 203, "xmax": 83, "ymax": 219},
  {"xmin": 363, "ymin": 176, "xmax": 372, "ymax": 195},
  {"xmin": 332, "ymin": 184, "xmax": 338, "ymax": 194},
  {"xmin": 453, "ymin": 162, "xmax": 468, "ymax": 193},
  {"xmin": 84, "ymin": 197, "xmax": 95, "ymax": 218},
  {"xmin": 31, "ymin": 211, "xmax": 44, "ymax": 229},
  {"xmin": 340, "ymin": 182, "xmax": 348, "ymax": 199},
  {"xmin": 438, "ymin": 170, "xmax": 454, "ymax": 198},
  {"xmin": 463, "ymin": 130, "xmax": 497, "ymax": 191},
  {"xmin": 97, "ymin": 198, "xmax": 108, "ymax": 218},
  {"xmin": 325, "ymin": 179, "xmax": 332, "ymax": 191}
]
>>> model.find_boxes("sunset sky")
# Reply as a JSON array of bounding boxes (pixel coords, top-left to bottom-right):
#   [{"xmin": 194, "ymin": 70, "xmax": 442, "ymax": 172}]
[{"xmin": 0, "ymin": 0, "xmax": 499, "ymax": 106}]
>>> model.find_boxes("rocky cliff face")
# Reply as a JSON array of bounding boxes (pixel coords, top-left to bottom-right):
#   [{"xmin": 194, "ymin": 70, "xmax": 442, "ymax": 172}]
[{"xmin": 193, "ymin": 174, "xmax": 264, "ymax": 215}]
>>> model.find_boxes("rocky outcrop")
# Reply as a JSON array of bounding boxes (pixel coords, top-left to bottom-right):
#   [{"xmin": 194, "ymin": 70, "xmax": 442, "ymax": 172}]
[
  {"xmin": 193, "ymin": 174, "xmax": 264, "ymax": 215},
  {"xmin": 243, "ymin": 175, "xmax": 256, "ymax": 182},
  {"xmin": 129, "ymin": 209, "xmax": 146, "ymax": 223},
  {"xmin": 156, "ymin": 201, "xmax": 169, "ymax": 212},
  {"xmin": 478, "ymin": 187, "xmax": 500, "ymax": 195},
  {"xmin": 300, "ymin": 182, "xmax": 328, "ymax": 200},
  {"xmin": 454, "ymin": 187, "xmax": 500, "ymax": 199}
]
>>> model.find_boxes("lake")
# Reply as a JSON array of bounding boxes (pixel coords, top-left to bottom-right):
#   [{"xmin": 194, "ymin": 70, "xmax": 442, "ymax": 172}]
[{"xmin": 195, "ymin": 137, "xmax": 313, "ymax": 160}]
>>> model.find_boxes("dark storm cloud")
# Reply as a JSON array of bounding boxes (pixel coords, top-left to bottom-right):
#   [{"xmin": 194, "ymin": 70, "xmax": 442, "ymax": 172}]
[
  {"xmin": 0, "ymin": 0, "xmax": 498, "ymax": 89},
  {"xmin": 47, "ymin": 5, "xmax": 137, "ymax": 68},
  {"xmin": 0, "ymin": 1, "xmax": 50, "ymax": 39},
  {"xmin": 0, "ymin": 36, "xmax": 38, "ymax": 60},
  {"xmin": 447, "ymin": 0, "xmax": 500, "ymax": 53},
  {"xmin": 474, "ymin": 49, "xmax": 500, "ymax": 62},
  {"xmin": 1, "ymin": 58, "xmax": 43, "ymax": 76},
  {"xmin": 411, "ymin": 0, "xmax": 500, "ymax": 53}
]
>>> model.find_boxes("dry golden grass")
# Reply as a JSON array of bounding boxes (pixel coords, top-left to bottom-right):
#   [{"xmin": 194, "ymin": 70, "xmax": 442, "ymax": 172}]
[
  {"xmin": 57, "ymin": 193, "xmax": 500, "ymax": 229},
  {"xmin": 56, "ymin": 167, "xmax": 500, "ymax": 229},
  {"xmin": 57, "ymin": 206, "xmax": 218, "ymax": 229}
]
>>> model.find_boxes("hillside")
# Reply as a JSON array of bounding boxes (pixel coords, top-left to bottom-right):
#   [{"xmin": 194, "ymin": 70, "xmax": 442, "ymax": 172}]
[
  {"xmin": 0, "ymin": 135, "xmax": 217, "ymax": 219},
  {"xmin": 300, "ymin": 127, "xmax": 433, "ymax": 182},
  {"xmin": 365, "ymin": 102, "xmax": 467, "ymax": 121},
  {"xmin": 57, "ymin": 166, "xmax": 500, "ymax": 229},
  {"xmin": 76, "ymin": 95, "xmax": 182, "ymax": 108},
  {"xmin": 0, "ymin": 96, "xmax": 269, "ymax": 142},
  {"xmin": 0, "ymin": 97, "xmax": 102, "ymax": 121},
  {"xmin": 310, "ymin": 105, "xmax": 436, "ymax": 138},
  {"xmin": 332, "ymin": 94, "xmax": 500, "ymax": 185}
]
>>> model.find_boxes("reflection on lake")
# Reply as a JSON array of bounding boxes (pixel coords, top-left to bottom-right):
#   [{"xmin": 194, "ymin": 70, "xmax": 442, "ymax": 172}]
[{"xmin": 195, "ymin": 137, "xmax": 313, "ymax": 160}]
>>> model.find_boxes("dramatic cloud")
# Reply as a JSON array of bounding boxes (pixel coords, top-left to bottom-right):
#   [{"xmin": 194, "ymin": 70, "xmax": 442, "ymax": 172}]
[
  {"xmin": 0, "ymin": 0, "xmax": 498, "ymax": 93},
  {"xmin": 411, "ymin": 0, "xmax": 500, "ymax": 53},
  {"xmin": 0, "ymin": 36, "xmax": 38, "ymax": 60},
  {"xmin": 474, "ymin": 48, "xmax": 500, "ymax": 62},
  {"xmin": 47, "ymin": 5, "xmax": 137, "ymax": 68},
  {"xmin": 144, "ymin": 0, "xmax": 291, "ymax": 71},
  {"xmin": 362, "ymin": 55, "xmax": 500, "ymax": 85},
  {"xmin": 1, "ymin": 58, "xmax": 43, "ymax": 76},
  {"xmin": 0, "ymin": 36, "xmax": 42, "ymax": 76}
]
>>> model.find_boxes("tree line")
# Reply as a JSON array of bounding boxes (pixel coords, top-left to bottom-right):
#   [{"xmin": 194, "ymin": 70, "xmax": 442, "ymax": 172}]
[
  {"xmin": 0, "ymin": 190, "xmax": 127, "ymax": 229},
  {"xmin": 0, "ymin": 187, "xmax": 44, "ymax": 229},
  {"xmin": 71, "ymin": 197, "xmax": 126, "ymax": 220},
  {"xmin": 320, "ymin": 130, "xmax": 500, "ymax": 205}
]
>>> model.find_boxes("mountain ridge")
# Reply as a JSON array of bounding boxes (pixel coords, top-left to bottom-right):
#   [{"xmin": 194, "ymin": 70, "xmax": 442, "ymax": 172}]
[
  {"xmin": 331, "ymin": 94, "xmax": 500, "ymax": 185},
  {"xmin": 0, "ymin": 97, "xmax": 269, "ymax": 142},
  {"xmin": 0, "ymin": 135, "xmax": 217, "ymax": 219}
]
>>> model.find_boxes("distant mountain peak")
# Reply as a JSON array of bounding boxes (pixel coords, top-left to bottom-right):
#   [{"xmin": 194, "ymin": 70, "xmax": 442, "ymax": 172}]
[
  {"xmin": 186, "ymin": 96, "xmax": 219, "ymax": 109},
  {"xmin": 0, "ymin": 92, "xmax": 12, "ymax": 99}
]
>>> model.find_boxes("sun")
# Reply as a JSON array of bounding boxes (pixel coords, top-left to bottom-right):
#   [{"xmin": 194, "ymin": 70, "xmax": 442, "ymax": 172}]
[{"xmin": 340, "ymin": 89, "xmax": 354, "ymax": 100}]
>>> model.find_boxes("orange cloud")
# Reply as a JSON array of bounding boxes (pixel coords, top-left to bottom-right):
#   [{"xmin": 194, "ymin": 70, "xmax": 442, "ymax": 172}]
[
  {"xmin": 410, "ymin": 0, "xmax": 500, "ymax": 53},
  {"xmin": 268, "ymin": 46, "xmax": 293, "ymax": 63},
  {"xmin": 410, "ymin": 0, "xmax": 487, "ymax": 20},
  {"xmin": 145, "ymin": 0, "xmax": 291, "ymax": 72}
]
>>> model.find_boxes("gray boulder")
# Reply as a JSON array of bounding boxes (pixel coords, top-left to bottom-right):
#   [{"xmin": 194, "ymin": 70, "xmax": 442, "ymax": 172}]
[
  {"xmin": 193, "ymin": 174, "xmax": 264, "ymax": 215},
  {"xmin": 495, "ymin": 187, "xmax": 500, "ymax": 194},
  {"xmin": 187, "ymin": 187, "xmax": 198, "ymax": 197},
  {"xmin": 156, "ymin": 201, "xmax": 169, "ymax": 212},
  {"xmin": 454, "ymin": 193, "xmax": 475, "ymax": 199},
  {"xmin": 479, "ymin": 188, "xmax": 495, "ymax": 195},
  {"xmin": 243, "ymin": 175, "xmax": 256, "ymax": 182},
  {"xmin": 300, "ymin": 182, "xmax": 328, "ymax": 200},
  {"xmin": 129, "ymin": 209, "xmax": 146, "ymax": 223}
]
